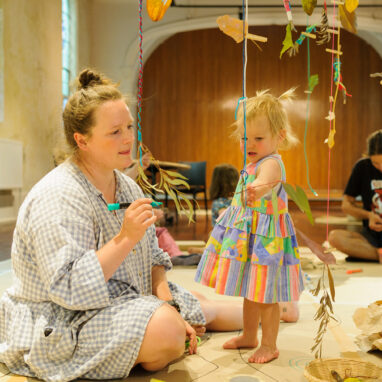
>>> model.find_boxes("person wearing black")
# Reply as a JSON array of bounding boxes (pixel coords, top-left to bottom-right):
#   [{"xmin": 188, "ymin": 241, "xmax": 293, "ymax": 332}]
[{"xmin": 329, "ymin": 130, "xmax": 382, "ymax": 262}]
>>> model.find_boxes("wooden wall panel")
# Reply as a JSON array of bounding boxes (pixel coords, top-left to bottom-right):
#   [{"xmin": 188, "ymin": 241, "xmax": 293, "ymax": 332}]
[{"xmin": 141, "ymin": 26, "xmax": 382, "ymax": 198}]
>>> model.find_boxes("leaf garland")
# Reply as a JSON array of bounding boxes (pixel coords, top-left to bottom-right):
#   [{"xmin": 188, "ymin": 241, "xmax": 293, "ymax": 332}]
[
  {"xmin": 339, "ymin": 3, "xmax": 357, "ymax": 34},
  {"xmin": 316, "ymin": 7, "xmax": 331, "ymax": 45},
  {"xmin": 135, "ymin": 143, "xmax": 195, "ymax": 223},
  {"xmin": 280, "ymin": 23, "xmax": 294, "ymax": 59},
  {"xmin": 302, "ymin": 0, "xmax": 317, "ymax": 16},
  {"xmin": 283, "ymin": 183, "xmax": 314, "ymax": 224},
  {"xmin": 310, "ymin": 264, "xmax": 337, "ymax": 359}
]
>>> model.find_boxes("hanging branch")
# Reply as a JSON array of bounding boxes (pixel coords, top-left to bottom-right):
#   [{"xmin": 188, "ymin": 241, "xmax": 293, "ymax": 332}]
[
  {"xmin": 135, "ymin": 0, "xmax": 194, "ymax": 222},
  {"xmin": 136, "ymin": 143, "xmax": 195, "ymax": 223},
  {"xmin": 310, "ymin": 264, "xmax": 337, "ymax": 359}
]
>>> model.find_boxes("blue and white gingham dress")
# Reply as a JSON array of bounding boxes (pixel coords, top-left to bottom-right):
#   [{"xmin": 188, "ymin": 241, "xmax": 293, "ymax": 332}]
[{"xmin": 0, "ymin": 161, "xmax": 205, "ymax": 381}]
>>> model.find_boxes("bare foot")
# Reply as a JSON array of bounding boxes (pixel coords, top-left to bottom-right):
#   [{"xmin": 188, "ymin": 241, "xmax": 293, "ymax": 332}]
[
  {"xmin": 223, "ymin": 335, "xmax": 258, "ymax": 349},
  {"xmin": 248, "ymin": 345, "xmax": 279, "ymax": 363},
  {"xmin": 279, "ymin": 302, "xmax": 299, "ymax": 323},
  {"xmin": 378, "ymin": 248, "xmax": 382, "ymax": 264},
  {"xmin": 193, "ymin": 325, "xmax": 206, "ymax": 337},
  {"xmin": 187, "ymin": 246, "xmax": 204, "ymax": 254}
]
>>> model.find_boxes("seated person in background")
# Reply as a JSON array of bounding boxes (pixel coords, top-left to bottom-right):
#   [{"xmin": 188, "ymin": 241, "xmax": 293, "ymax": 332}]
[
  {"xmin": 210, "ymin": 163, "xmax": 240, "ymax": 227},
  {"xmin": 329, "ymin": 129, "xmax": 382, "ymax": 262}
]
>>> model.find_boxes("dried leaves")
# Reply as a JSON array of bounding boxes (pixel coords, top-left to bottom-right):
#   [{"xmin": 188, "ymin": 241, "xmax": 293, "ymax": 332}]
[
  {"xmin": 310, "ymin": 264, "xmax": 337, "ymax": 359},
  {"xmin": 135, "ymin": 145, "xmax": 195, "ymax": 223},
  {"xmin": 317, "ymin": 8, "xmax": 331, "ymax": 45}
]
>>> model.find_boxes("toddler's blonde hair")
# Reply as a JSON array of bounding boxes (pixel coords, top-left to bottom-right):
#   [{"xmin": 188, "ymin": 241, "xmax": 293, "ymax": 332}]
[{"xmin": 233, "ymin": 88, "xmax": 299, "ymax": 150}]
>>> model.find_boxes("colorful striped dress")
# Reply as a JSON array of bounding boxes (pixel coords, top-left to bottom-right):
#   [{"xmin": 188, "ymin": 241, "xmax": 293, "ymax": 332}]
[{"xmin": 195, "ymin": 154, "xmax": 304, "ymax": 303}]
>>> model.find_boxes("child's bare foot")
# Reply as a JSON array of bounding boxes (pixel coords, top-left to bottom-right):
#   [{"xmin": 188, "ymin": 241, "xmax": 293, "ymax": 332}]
[
  {"xmin": 223, "ymin": 335, "xmax": 258, "ymax": 349},
  {"xmin": 248, "ymin": 345, "xmax": 279, "ymax": 363}
]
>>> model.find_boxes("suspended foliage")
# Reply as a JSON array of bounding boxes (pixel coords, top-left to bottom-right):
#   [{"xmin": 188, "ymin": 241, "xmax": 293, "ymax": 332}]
[
  {"xmin": 135, "ymin": 144, "xmax": 195, "ymax": 223},
  {"xmin": 310, "ymin": 265, "xmax": 337, "ymax": 359},
  {"xmin": 345, "ymin": 0, "xmax": 359, "ymax": 14},
  {"xmin": 316, "ymin": 7, "xmax": 331, "ymax": 45},
  {"xmin": 280, "ymin": 23, "xmax": 294, "ymax": 59},
  {"xmin": 147, "ymin": 0, "xmax": 172, "ymax": 22},
  {"xmin": 302, "ymin": 0, "xmax": 317, "ymax": 16},
  {"xmin": 283, "ymin": 183, "xmax": 314, "ymax": 224},
  {"xmin": 339, "ymin": 4, "xmax": 357, "ymax": 34},
  {"xmin": 308, "ymin": 74, "xmax": 319, "ymax": 92}
]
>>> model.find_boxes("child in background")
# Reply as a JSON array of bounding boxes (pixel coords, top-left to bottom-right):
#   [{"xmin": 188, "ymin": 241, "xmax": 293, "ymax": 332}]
[
  {"xmin": 195, "ymin": 89, "xmax": 304, "ymax": 363},
  {"xmin": 210, "ymin": 164, "xmax": 240, "ymax": 227}
]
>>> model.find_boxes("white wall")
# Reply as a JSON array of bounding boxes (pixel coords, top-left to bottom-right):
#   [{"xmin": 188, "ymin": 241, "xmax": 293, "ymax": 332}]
[{"xmin": 0, "ymin": 0, "xmax": 62, "ymax": 222}]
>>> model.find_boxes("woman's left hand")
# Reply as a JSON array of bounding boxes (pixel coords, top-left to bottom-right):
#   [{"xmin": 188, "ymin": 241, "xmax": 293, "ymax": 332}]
[{"xmin": 184, "ymin": 320, "xmax": 197, "ymax": 355}]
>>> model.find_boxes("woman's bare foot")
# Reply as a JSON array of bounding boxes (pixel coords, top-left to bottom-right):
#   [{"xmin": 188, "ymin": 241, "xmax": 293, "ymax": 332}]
[
  {"xmin": 248, "ymin": 345, "xmax": 279, "ymax": 363},
  {"xmin": 193, "ymin": 325, "xmax": 206, "ymax": 337},
  {"xmin": 187, "ymin": 246, "xmax": 204, "ymax": 254},
  {"xmin": 279, "ymin": 302, "xmax": 299, "ymax": 323},
  {"xmin": 223, "ymin": 334, "xmax": 258, "ymax": 349},
  {"xmin": 378, "ymin": 248, "xmax": 382, "ymax": 264}
]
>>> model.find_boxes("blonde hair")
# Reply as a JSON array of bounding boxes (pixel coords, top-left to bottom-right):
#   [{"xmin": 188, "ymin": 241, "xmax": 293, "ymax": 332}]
[
  {"xmin": 62, "ymin": 69, "xmax": 126, "ymax": 155},
  {"xmin": 232, "ymin": 88, "xmax": 299, "ymax": 150}
]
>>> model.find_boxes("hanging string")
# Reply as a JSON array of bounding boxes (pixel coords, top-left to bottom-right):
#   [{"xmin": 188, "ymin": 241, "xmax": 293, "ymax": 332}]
[
  {"xmin": 326, "ymin": 0, "xmax": 336, "ymax": 241},
  {"xmin": 137, "ymin": 0, "xmax": 144, "ymax": 166},
  {"xmin": 240, "ymin": 0, "xmax": 249, "ymax": 187},
  {"xmin": 304, "ymin": 19, "xmax": 318, "ymax": 197}
]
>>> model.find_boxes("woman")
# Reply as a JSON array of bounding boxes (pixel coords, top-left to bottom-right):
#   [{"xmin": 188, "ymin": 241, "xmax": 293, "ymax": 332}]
[
  {"xmin": 0, "ymin": 69, "xmax": 242, "ymax": 381},
  {"xmin": 329, "ymin": 129, "xmax": 382, "ymax": 262}
]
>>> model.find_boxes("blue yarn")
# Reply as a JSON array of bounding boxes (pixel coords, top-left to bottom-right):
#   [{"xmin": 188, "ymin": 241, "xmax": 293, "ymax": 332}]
[{"xmin": 304, "ymin": 26, "xmax": 318, "ymax": 196}]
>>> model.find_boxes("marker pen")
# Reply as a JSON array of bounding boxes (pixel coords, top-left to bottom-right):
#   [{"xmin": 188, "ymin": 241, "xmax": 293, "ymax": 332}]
[{"xmin": 107, "ymin": 200, "xmax": 162, "ymax": 211}]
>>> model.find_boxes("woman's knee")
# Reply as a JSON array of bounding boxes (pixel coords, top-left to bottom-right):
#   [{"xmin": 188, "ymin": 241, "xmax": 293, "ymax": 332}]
[{"xmin": 136, "ymin": 304, "xmax": 186, "ymax": 370}]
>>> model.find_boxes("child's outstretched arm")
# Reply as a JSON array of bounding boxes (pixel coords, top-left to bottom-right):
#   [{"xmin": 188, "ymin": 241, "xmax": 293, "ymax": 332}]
[{"xmin": 245, "ymin": 158, "xmax": 282, "ymax": 203}]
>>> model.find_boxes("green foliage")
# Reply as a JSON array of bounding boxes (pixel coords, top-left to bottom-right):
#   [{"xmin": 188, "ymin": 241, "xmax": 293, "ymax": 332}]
[{"xmin": 283, "ymin": 183, "xmax": 314, "ymax": 224}]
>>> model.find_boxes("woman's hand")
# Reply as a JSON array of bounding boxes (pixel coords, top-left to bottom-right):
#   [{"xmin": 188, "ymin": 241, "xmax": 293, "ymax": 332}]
[
  {"xmin": 184, "ymin": 320, "xmax": 197, "ymax": 355},
  {"xmin": 369, "ymin": 211, "xmax": 382, "ymax": 232},
  {"xmin": 118, "ymin": 198, "xmax": 157, "ymax": 245}
]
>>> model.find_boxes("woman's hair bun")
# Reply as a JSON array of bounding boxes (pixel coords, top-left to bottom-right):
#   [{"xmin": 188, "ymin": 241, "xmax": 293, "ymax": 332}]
[{"xmin": 77, "ymin": 69, "xmax": 110, "ymax": 90}]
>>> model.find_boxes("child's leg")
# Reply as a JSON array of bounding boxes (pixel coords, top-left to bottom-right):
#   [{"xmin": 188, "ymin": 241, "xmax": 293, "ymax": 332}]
[
  {"xmin": 248, "ymin": 303, "xmax": 280, "ymax": 363},
  {"xmin": 223, "ymin": 298, "xmax": 260, "ymax": 349}
]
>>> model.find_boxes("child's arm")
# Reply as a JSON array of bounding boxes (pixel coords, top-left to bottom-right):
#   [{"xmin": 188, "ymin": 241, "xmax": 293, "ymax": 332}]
[{"xmin": 245, "ymin": 158, "xmax": 282, "ymax": 203}]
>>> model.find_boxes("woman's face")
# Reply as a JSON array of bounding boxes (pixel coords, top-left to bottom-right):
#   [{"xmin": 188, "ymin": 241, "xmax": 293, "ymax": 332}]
[
  {"xmin": 78, "ymin": 99, "xmax": 135, "ymax": 171},
  {"xmin": 370, "ymin": 154, "xmax": 382, "ymax": 172}
]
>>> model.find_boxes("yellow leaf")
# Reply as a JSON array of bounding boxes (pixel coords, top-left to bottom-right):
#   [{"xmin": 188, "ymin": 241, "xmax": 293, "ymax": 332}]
[
  {"xmin": 339, "ymin": 4, "xmax": 357, "ymax": 34},
  {"xmin": 302, "ymin": 0, "xmax": 317, "ymax": 16},
  {"xmin": 147, "ymin": 0, "xmax": 172, "ymax": 22},
  {"xmin": 345, "ymin": 0, "xmax": 358, "ymax": 13},
  {"xmin": 280, "ymin": 23, "xmax": 294, "ymax": 59},
  {"xmin": 327, "ymin": 128, "xmax": 336, "ymax": 148}
]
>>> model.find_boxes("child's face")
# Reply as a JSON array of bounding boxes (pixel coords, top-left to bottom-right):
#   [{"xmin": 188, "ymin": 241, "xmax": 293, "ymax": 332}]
[{"xmin": 240, "ymin": 114, "xmax": 280, "ymax": 163}]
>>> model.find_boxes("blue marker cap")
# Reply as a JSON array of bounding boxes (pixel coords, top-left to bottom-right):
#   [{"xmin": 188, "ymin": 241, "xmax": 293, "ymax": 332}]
[{"xmin": 107, "ymin": 203, "xmax": 121, "ymax": 211}]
